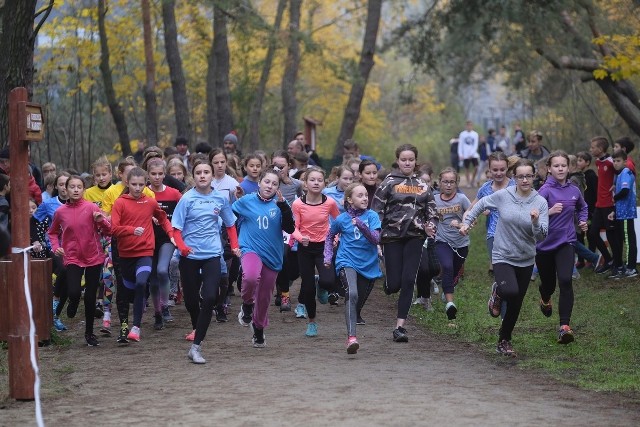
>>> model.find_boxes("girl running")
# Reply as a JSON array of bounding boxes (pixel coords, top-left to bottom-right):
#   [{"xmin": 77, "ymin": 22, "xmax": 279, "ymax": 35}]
[
  {"xmin": 111, "ymin": 167, "xmax": 172, "ymax": 344},
  {"xmin": 324, "ymin": 183, "xmax": 381, "ymax": 354},
  {"xmin": 48, "ymin": 176, "xmax": 111, "ymax": 346},
  {"xmin": 233, "ymin": 168, "xmax": 295, "ymax": 347},
  {"xmin": 323, "ymin": 166, "xmax": 354, "ymax": 213},
  {"xmin": 372, "ymin": 144, "xmax": 437, "ymax": 343},
  {"xmin": 239, "ymin": 153, "xmax": 263, "ymax": 195},
  {"xmin": 171, "ymin": 159, "xmax": 239, "ymax": 364},
  {"xmin": 536, "ymin": 151, "xmax": 587, "ymax": 344},
  {"xmin": 291, "ymin": 167, "xmax": 340, "ymax": 336},
  {"xmin": 359, "ymin": 159, "xmax": 379, "ymax": 208},
  {"xmin": 460, "ymin": 159, "xmax": 548, "ymax": 357}
]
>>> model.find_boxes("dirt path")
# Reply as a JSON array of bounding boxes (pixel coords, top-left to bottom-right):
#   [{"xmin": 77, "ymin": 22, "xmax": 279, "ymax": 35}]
[{"xmin": 1, "ymin": 282, "xmax": 638, "ymax": 427}]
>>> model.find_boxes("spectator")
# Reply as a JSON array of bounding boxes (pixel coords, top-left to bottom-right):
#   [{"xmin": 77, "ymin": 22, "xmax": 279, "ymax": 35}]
[
  {"xmin": 223, "ymin": 132, "xmax": 242, "ymax": 157},
  {"xmin": 174, "ymin": 136, "xmax": 191, "ymax": 170},
  {"xmin": 342, "ymin": 139, "xmax": 379, "ymax": 169},
  {"xmin": 520, "ymin": 130, "xmax": 550, "ymax": 163},
  {"xmin": 495, "ymin": 126, "xmax": 512, "ymax": 154},
  {"xmin": 458, "ymin": 120, "xmax": 480, "ymax": 187}
]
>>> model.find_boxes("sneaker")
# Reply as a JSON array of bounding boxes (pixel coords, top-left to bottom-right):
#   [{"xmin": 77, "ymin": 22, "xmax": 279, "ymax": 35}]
[
  {"xmin": 127, "ymin": 326, "xmax": 141, "ymax": 342},
  {"xmin": 185, "ymin": 330, "xmax": 195, "ymax": 341},
  {"xmin": 392, "ymin": 326, "xmax": 408, "ymax": 343},
  {"xmin": 557, "ymin": 325, "xmax": 575, "ymax": 344},
  {"xmin": 117, "ymin": 324, "xmax": 129, "ymax": 344},
  {"xmin": 216, "ymin": 307, "xmax": 228, "ymax": 323},
  {"xmin": 167, "ymin": 297, "xmax": 176, "ymax": 307},
  {"xmin": 539, "ymin": 298, "xmax": 553, "ymax": 318},
  {"xmin": 100, "ymin": 320, "xmax": 112, "ymax": 336},
  {"xmin": 382, "ymin": 280, "xmax": 391, "ymax": 295},
  {"xmin": 274, "ymin": 294, "xmax": 282, "ymax": 307},
  {"xmin": 305, "ymin": 322, "xmax": 318, "ymax": 337},
  {"xmin": 441, "ymin": 291, "xmax": 446, "ymax": 303},
  {"xmin": 294, "ymin": 304, "xmax": 308, "ymax": 319},
  {"xmin": 356, "ymin": 316, "xmax": 366, "ymax": 325},
  {"xmin": 422, "ymin": 298, "xmax": 433, "ymax": 312},
  {"xmin": 188, "ymin": 344, "xmax": 206, "ymax": 364},
  {"xmin": 154, "ymin": 313, "xmax": 164, "ymax": 330},
  {"xmin": 346, "ymin": 336, "xmax": 359, "ymax": 354},
  {"xmin": 251, "ymin": 323, "xmax": 266, "ymax": 348},
  {"xmin": 238, "ymin": 304, "xmax": 252, "ymax": 326},
  {"xmin": 625, "ymin": 268, "xmax": 639, "ymax": 278},
  {"xmin": 432, "ymin": 278, "xmax": 441, "ymax": 295},
  {"xmin": 413, "ymin": 296, "xmax": 426, "ymax": 306},
  {"xmin": 85, "ymin": 334, "xmax": 100, "ymax": 347},
  {"xmin": 608, "ymin": 267, "xmax": 626, "ymax": 279},
  {"xmin": 53, "ymin": 317, "xmax": 67, "ymax": 332},
  {"xmin": 530, "ymin": 268, "xmax": 538, "ymax": 282},
  {"xmin": 594, "ymin": 260, "xmax": 613, "ymax": 274},
  {"xmin": 94, "ymin": 303, "xmax": 104, "ymax": 318},
  {"xmin": 280, "ymin": 295, "xmax": 291, "ymax": 312},
  {"xmin": 328, "ymin": 292, "xmax": 340, "ymax": 306},
  {"xmin": 572, "ymin": 268, "xmax": 580, "ymax": 280},
  {"xmin": 488, "ymin": 283, "xmax": 501, "ymax": 318},
  {"xmin": 496, "ymin": 339, "xmax": 516, "ymax": 357},
  {"xmin": 317, "ymin": 283, "xmax": 329, "ymax": 304},
  {"xmin": 162, "ymin": 306, "xmax": 174, "ymax": 323},
  {"xmin": 445, "ymin": 301, "xmax": 457, "ymax": 320}
]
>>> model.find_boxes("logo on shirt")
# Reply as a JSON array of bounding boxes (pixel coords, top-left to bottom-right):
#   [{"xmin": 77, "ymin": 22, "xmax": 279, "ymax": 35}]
[
  {"xmin": 213, "ymin": 207, "xmax": 220, "ymax": 215},
  {"xmin": 394, "ymin": 184, "xmax": 427, "ymax": 195},
  {"xmin": 269, "ymin": 208, "xmax": 277, "ymax": 219}
]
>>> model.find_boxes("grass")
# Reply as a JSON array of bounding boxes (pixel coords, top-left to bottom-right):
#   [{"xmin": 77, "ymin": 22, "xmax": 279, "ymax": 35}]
[{"xmin": 410, "ymin": 222, "xmax": 640, "ymax": 395}]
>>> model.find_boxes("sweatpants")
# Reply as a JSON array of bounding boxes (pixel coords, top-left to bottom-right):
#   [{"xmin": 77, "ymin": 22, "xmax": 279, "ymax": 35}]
[
  {"xmin": 536, "ymin": 244, "xmax": 575, "ymax": 326},
  {"xmin": 240, "ymin": 252, "xmax": 279, "ymax": 330},
  {"xmin": 179, "ymin": 256, "xmax": 221, "ymax": 345},
  {"xmin": 434, "ymin": 242, "xmax": 468, "ymax": 295},
  {"xmin": 383, "ymin": 237, "xmax": 423, "ymax": 320},
  {"xmin": 494, "ymin": 262, "xmax": 533, "ymax": 342},
  {"xmin": 589, "ymin": 207, "xmax": 619, "ymax": 266},
  {"xmin": 297, "ymin": 242, "xmax": 336, "ymax": 320},
  {"xmin": 339, "ymin": 268, "xmax": 375, "ymax": 337},
  {"xmin": 624, "ymin": 219, "xmax": 638, "ymax": 269},
  {"xmin": 66, "ymin": 264, "xmax": 102, "ymax": 335},
  {"xmin": 119, "ymin": 256, "xmax": 153, "ymax": 328}
]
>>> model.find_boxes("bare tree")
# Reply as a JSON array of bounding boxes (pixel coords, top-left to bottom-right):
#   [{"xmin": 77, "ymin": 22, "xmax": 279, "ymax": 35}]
[
  {"xmin": 141, "ymin": 0, "xmax": 158, "ymax": 145},
  {"xmin": 281, "ymin": 0, "xmax": 302, "ymax": 147}
]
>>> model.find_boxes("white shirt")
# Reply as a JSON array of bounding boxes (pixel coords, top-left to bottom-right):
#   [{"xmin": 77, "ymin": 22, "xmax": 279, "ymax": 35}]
[{"xmin": 458, "ymin": 130, "xmax": 479, "ymax": 160}]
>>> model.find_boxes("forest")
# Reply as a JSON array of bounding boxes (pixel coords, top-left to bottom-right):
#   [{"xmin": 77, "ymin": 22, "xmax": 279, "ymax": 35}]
[{"xmin": 0, "ymin": 0, "xmax": 638, "ymax": 172}]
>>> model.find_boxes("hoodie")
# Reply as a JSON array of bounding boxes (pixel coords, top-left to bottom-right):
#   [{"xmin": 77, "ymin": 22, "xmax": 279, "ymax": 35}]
[
  {"xmin": 464, "ymin": 186, "xmax": 548, "ymax": 267},
  {"xmin": 371, "ymin": 170, "xmax": 438, "ymax": 243},
  {"xmin": 536, "ymin": 176, "xmax": 587, "ymax": 252}
]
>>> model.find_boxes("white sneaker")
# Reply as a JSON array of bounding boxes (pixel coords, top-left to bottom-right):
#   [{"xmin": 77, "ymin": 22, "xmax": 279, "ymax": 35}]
[
  {"xmin": 413, "ymin": 297, "xmax": 426, "ymax": 305},
  {"xmin": 422, "ymin": 298, "xmax": 434, "ymax": 312},
  {"xmin": 188, "ymin": 344, "xmax": 206, "ymax": 364},
  {"xmin": 431, "ymin": 279, "xmax": 440, "ymax": 294}
]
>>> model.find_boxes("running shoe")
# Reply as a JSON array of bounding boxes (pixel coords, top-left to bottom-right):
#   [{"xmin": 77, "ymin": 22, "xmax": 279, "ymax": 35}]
[
  {"xmin": 94, "ymin": 302, "xmax": 104, "ymax": 318},
  {"xmin": 305, "ymin": 322, "xmax": 318, "ymax": 337},
  {"xmin": 431, "ymin": 278, "xmax": 441, "ymax": 295},
  {"xmin": 188, "ymin": 344, "xmax": 206, "ymax": 364},
  {"xmin": 162, "ymin": 306, "xmax": 174, "ymax": 323},
  {"xmin": 572, "ymin": 268, "xmax": 580, "ymax": 280},
  {"xmin": 316, "ymin": 282, "xmax": 329, "ymax": 304},
  {"xmin": 53, "ymin": 317, "xmax": 67, "ymax": 332},
  {"xmin": 347, "ymin": 336, "xmax": 359, "ymax": 354},
  {"xmin": 280, "ymin": 295, "xmax": 291, "ymax": 312},
  {"xmin": 392, "ymin": 326, "xmax": 408, "ymax": 343},
  {"xmin": 422, "ymin": 297, "xmax": 434, "ymax": 312},
  {"xmin": 238, "ymin": 304, "xmax": 252, "ymax": 326},
  {"xmin": 274, "ymin": 294, "xmax": 282, "ymax": 307},
  {"xmin": 294, "ymin": 304, "xmax": 308, "ymax": 319},
  {"xmin": 328, "ymin": 292, "xmax": 340, "ymax": 306},
  {"xmin": 488, "ymin": 282, "xmax": 501, "ymax": 318},
  {"xmin": 185, "ymin": 330, "xmax": 195, "ymax": 341},
  {"xmin": 594, "ymin": 260, "xmax": 613, "ymax": 275},
  {"xmin": 445, "ymin": 301, "xmax": 457, "ymax": 320},
  {"xmin": 539, "ymin": 298, "xmax": 553, "ymax": 318},
  {"xmin": 127, "ymin": 326, "xmax": 141, "ymax": 342},
  {"xmin": 625, "ymin": 268, "xmax": 639, "ymax": 278},
  {"xmin": 251, "ymin": 323, "xmax": 266, "ymax": 348},
  {"xmin": 154, "ymin": 313, "xmax": 164, "ymax": 330},
  {"xmin": 557, "ymin": 325, "xmax": 575, "ymax": 344},
  {"xmin": 167, "ymin": 296, "xmax": 176, "ymax": 307},
  {"xmin": 413, "ymin": 296, "xmax": 426, "ymax": 306},
  {"xmin": 608, "ymin": 267, "xmax": 626, "ymax": 280},
  {"xmin": 496, "ymin": 339, "xmax": 516, "ymax": 357},
  {"xmin": 356, "ymin": 316, "xmax": 366, "ymax": 325},
  {"xmin": 216, "ymin": 307, "xmax": 228, "ymax": 323},
  {"xmin": 117, "ymin": 324, "xmax": 129, "ymax": 344},
  {"xmin": 85, "ymin": 334, "xmax": 99, "ymax": 347},
  {"xmin": 530, "ymin": 267, "xmax": 538, "ymax": 282}
]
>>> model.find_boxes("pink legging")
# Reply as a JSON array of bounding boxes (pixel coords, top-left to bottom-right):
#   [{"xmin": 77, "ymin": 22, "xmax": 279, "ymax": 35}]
[{"xmin": 241, "ymin": 252, "xmax": 279, "ymax": 330}]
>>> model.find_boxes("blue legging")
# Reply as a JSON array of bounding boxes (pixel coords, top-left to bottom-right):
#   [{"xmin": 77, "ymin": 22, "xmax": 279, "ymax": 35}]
[
  {"xmin": 119, "ymin": 256, "xmax": 153, "ymax": 328},
  {"xmin": 434, "ymin": 241, "xmax": 468, "ymax": 295}
]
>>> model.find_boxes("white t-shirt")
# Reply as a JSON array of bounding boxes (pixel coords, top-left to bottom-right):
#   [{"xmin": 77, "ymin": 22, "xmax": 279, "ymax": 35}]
[{"xmin": 458, "ymin": 130, "xmax": 479, "ymax": 160}]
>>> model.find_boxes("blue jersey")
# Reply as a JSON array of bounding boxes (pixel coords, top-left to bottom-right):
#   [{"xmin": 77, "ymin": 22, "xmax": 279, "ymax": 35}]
[
  {"xmin": 34, "ymin": 196, "xmax": 64, "ymax": 223},
  {"xmin": 323, "ymin": 186, "xmax": 346, "ymax": 213},
  {"xmin": 239, "ymin": 179, "xmax": 259, "ymax": 195},
  {"xmin": 615, "ymin": 168, "xmax": 637, "ymax": 220},
  {"xmin": 232, "ymin": 193, "xmax": 285, "ymax": 271},
  {"xmin": 171, "ymin": 188, "xmax": 236, "ymax": 260},
  {"xmin": 476, "ymin": 179, "xmax": 516, "ymax": 239},
  {"xmin": 330, "ymin": 210, "xmax": 382, "ymax": 279}
]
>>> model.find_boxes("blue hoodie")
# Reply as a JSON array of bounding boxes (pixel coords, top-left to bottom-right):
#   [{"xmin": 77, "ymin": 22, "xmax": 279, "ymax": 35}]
[{"xmin": 536, "ymin": 176, "xmax": 587, "ymax": 252}]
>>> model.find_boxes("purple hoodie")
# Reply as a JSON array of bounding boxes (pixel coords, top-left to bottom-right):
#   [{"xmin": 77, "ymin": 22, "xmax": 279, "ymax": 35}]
[{"xmin": 536, "ymin": 176, "xmax": 587, "ymax": 252}]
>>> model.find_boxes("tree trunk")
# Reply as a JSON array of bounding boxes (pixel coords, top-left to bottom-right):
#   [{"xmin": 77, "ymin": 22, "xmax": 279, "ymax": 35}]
[
  {"xmin": 206, "ymin": 16, "xmax": 219, "ymax": 148},
  {"xmin": 246, "ymin": 0, "xmax": 287, "ymax": 152},
  {"xmin": 595, "ymin": 78, "xmax": 640, "ymax": 137},
  {"xmin": 161, "ymin": 0, "xmax": 191, "ymax": 141},
  {"xmin": 0, "ymin": 0, "xmax": 39, "ymax": 146},
  {"xmin": 213, "ymin": 4, "xmax": 234, "ymax": 146},
  {"xmin": 98, "ymin": 0, "xmax": 131, "ymax": 158},
  {"xmin": 281, "ymin": 0, "xmax": 302, "ymax": 147},
  {"xmin": 141, "ymin": 0, "xmax": 158, "ymax": 145},
  {"xmin": 333, "ymin": 0, "xmax": 382, "ymax": 159}
]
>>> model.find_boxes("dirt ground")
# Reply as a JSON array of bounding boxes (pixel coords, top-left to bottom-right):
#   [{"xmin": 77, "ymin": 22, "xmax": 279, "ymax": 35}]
[{"xmin": 1, "ymin": 281, "xmax": 638, "ymax": 427}]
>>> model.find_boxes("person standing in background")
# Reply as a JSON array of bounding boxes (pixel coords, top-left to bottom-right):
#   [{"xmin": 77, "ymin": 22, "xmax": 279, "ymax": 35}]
[{"xmin": 458, "ymin": 120, "xmax": 479, "ymax": 187}]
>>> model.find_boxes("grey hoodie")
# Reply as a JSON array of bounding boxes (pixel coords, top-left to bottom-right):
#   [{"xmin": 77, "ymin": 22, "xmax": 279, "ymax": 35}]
[{"xmin": 464, "ymin": 186, "xmax": 548, "ymax": 267}]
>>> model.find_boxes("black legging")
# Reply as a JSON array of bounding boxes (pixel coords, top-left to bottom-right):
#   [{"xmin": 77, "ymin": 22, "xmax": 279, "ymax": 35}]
[
  {"xmin": 52, "ymin": 254, "xmax": 68, "ymax": 317},
  {"xmin": 536, "ymin": 244, "xmax": 574, "ymax": 326},
  {"xmin": 624, "ymin": 219, "xmax": 637, "ymax": 269},
  {"xmin": 179, "ymin": 256, "xmax": 221, "ymax": 345},
  {"xmin": 416, "ymin": 241, "xmax": 439, "ymax": 299},
  {"xmin": 494, "ymin": 262, "xmax": 533, "ymax": 342},
  {"xmin": 383, "ymin": 237, "xmax": 423, "ymax": 320},
  {"xmin": 297, "ymin": 242, "xmax": 336, "ymax": 320},
  {"xmin": 66, "ymin": 264, "xmax": 102, "ymax": 335},
  {"xmin": 589, "ymin": 207, "xmax": 620, "ymax": 266}
]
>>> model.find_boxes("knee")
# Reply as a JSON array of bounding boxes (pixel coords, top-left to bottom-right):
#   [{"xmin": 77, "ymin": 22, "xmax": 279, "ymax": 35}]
[{"xmin": 497, "ymin": 281, "xmax": 518, "ymax": 299}]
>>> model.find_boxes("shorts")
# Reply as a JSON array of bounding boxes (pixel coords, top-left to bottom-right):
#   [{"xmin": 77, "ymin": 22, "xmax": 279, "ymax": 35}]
[{"xmin": 463, "ymin": 158, "xmax": 478, "ymax": 168}]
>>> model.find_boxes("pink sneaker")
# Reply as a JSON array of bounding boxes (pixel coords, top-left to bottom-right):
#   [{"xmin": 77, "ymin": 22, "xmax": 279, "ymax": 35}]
[
  {"xmin": 185, "ymin": 329, "xmax": 195, "ymax": 341},
  {"xmin": 127, "ymin": 326, "xmax": 141, "ymax": 342},
  {"xmin": 346, "ymin": 336, "xmax": 359, "ymax": 354}
]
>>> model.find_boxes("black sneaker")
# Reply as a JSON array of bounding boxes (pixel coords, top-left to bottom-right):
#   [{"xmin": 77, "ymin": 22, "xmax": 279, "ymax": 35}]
[
  {"xmin": 67, "ymin": 300, "xmax": 79, "ymax": 319},
  {"xmin": 382, "ymin": 280, "xmax": 392, "ymax": 295},
  {"xmin": 445, "ymin": 302, "xmax": 457, "ymax": 320},
  {"xmin": 392, "ymin": 327, "xmax": 408, "ymax": 343},
  {"xmin": 496, "ymin": 339, "xmax": 516, "ymax": 357},
  {"xmin": 94, "ymin": 303, "xmax": 104, "ymax": 318},
  {"xmin": 154, "ymin": 313, "xmax": 164, "ymax": 330},
  {"xmin": 356, "ymin": 316, "xmax": 366, "ymax": 325},
  {"xmin": 608, "ymin": 267, "xmax": 626, "ymax": 280},
  {"xmin": 539, "ymin": 298, "xmax": 553, "ymax": 318},
  {"xmin": 274, "ymin": 294, "xmax": 282, "ymax": 307},
  {"xmin": 216, "ymin": 307, "xmax": 228, "ymax": 323},
  {"xmin": 85, "ymin": 334, "xmax": 99, "ymax": 347},
  {"xmin": 117, "ymin": 324, "xmax": 129, "ymax": 344},
  {"xmin": 557, "ymin": 325, "xmax": 575, "ymax": 344},
  {"xmin": 328, "ymin": 293, "xmax": 340, "ymax": 306},
  {"xmin": 252, "ymin": 323, "xmax": 266, "ymax": 348},
  {"xmin": 238, "ymin": 303, "xmax": 253, "ymax": 326},
  {"xmin": 594, "ymin": 261, "xmax": 613, "ymax": 274}
]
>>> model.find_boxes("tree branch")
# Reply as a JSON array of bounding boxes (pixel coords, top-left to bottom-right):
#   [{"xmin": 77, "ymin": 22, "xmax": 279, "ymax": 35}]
[
  {"xmin": 33, "ymin": 0, "xmax": 54, "ymax": 40},
  {"xmin": 581, "ymin": 0, "xmax": 614, "ymax": 58}
]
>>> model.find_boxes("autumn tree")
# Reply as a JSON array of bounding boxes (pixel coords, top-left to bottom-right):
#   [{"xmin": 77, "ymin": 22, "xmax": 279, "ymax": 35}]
[
  {"xmin": 282, "ymin": 0, "xmax": 303, "ymax": 147},
  {"xmin": 141, "ymin": 0, "xmax": 158, "ymax": 145}
]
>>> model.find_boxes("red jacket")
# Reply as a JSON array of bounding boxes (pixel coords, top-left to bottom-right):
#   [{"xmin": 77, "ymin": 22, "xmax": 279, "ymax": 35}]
[
  {"xmin": 48, "ymin": 198, "xmax": 111, "ymax": 267},
  {"xmin": 111, "ymin": 193, "xmax": 173, "ymax": 257},
  {"xmin": 29, "ymin": 175, "xmax": 42, "ymax": 205}
]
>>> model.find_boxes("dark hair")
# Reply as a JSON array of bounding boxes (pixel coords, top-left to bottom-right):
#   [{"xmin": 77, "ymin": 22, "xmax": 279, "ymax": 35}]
[
  {"xmin": 126, "ymin": 167, "xmax": 147, "ymax": 185},
  {"xmin": 65, "ymin": 175, "xmax": 85, "ymax": 189},
  {"xmin": 258, "ymin": 167, "xmax": 281, "ymax": 184},
  {"xmin": 343, "ymin": 139, "xmax": 358, "ymax": 150},
  {"xmin": 395, "ymin": 144, "xmax": 418, "ymax": 160},
  {"xmin": 194, "ymin": 141, "xmax": 213, "ymax": 154},
  {"xmin": 243, "ymin": 152, "xmax": 262, "ymax": 167},
  {"xmin": 191, "ymin": 158, "xmax": 213, "ymax": 177},
  {"xmin": 488, "ymin": 151, "xmax": 508, "ymax": 166},
  {"xmin": 438, "ymin": 167, "xmax": 459, "ymax": 184},
  {"xmin": 175, "ymin": 136, "xmax": 189, "ymax": 147},
  {"xmin": 0, "ymin": 174, "xmax": 9, "ymax": 192},
  {"xmin": 513, "ymin": 158, "xmax": 535, "ymax": 175},
  {"xmin": 615, "ymin": 136, "xmax": 635, "ymax": 154},
  {"xmin": 208, "ymin": 147, "xmax": 225, "ymax": 163},
  {"xmin": 53, "ymin": 171, "xmax": 72, "ymax": 197},
  {"xmin": 546, "ymin": 150, "xmax": 569, "ymax": 168},
  {"xmin": 271, "ymin": 149, "xmax": 291, "ymax": 166},
  {"xmin": 591, "ymin": 136, "xmax": 609, "ymax": 152},
  {"xmin": 576, "ymin": 151, "xmax": 592, "ymax": 164},
  {"xmin": 612, "ymin": 149, "xmax": 628, "ymax": 161},
  {"xmin": 141, "ymin": 148, "xmax": 163, "ymax": 171},
  {"xmin": 359, "ymin": 159, "xmax": 377, "ymax": 173}
]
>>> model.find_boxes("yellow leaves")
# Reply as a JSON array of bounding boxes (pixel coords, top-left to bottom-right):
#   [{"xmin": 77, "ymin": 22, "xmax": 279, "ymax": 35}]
[{"xmin": 592, "ymin": 34, "xmax": 640, "ymax": 81}]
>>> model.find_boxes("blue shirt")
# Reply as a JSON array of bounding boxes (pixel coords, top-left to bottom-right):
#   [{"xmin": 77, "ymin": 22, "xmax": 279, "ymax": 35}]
[
  {"xmin": 615, "ymin": 168, "xmax": 637, "ymax": 220},
  {"xmin": 34, "ymin": 196, "xmax": 64, "ymax": 223},
  {"xmin": 476, "ymin": 179, "xmax": 516, "ymax": 239},
  {"xmin": 232, "ymin": 193, "xmax": 285, "ymax": 271},
  {"xmin": 330, "ymin": 210, "xmax": 382, "ymax": 279},
  {"xmin": 171, "ymin": 188, "xmax": 236, "ymax": 260},
  {"xmin": 239, "ymin": 179, "xmax": 259, "ymax": 195},
  {"xmin": 323, "ymin": 186, "xmax": 346, "ymax": 213}
]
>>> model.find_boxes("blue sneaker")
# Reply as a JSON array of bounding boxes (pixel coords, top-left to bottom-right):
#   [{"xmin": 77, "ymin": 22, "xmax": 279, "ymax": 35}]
[
  {"xmin": 305, "ymin": 322, "xmax": 318, "ymax": 337},
  {"xmin": 315, "ymin": 275, "xmax": 328, "ymax": 304},
  {"xmin": 53, "ymin": 317, "xmax": 67, "ymax": 331},
  {"xmin": 294, "ymin": 304, "xmax": 308, "ymax": 319}
]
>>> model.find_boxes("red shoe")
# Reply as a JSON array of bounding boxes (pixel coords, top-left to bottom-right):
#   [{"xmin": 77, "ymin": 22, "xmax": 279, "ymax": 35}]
[
  {"xmin": 346, "ymin": 336, "xmax": 359, "ymax": 354},
  {"xmin": 185, "ymin": 329, "xmax": 195, "ymax": 341}
]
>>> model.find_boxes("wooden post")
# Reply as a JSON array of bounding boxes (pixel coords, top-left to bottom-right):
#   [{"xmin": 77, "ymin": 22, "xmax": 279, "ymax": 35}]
[{"xmin": 303, "ymin": 116, "xmax": 322, "ymax": 151}]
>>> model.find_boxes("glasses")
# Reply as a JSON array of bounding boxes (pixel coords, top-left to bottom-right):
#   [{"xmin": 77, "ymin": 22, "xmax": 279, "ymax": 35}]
[
  {"xmin": 515, "ymin": 174, "xmax": 535, "ymax": 181},
  {"xmin": 440, "ymin": 180, "xmax": 456, "ymax": 185}
]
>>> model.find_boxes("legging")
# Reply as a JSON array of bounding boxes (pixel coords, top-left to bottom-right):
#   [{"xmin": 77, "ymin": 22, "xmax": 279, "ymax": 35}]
[
  {"xmin": 339, "ymin": 268, "xmax": 375, "ymax": 337},
  {"xmin": 416, "ymin": 241, "xmax": 439, "ymax": 299},
  {"xmin": 66, "ymin": 264, "xmax": 102, "ymax": 335},
  {"xmin": 383, "ymin": 237, "xmax": 423, "ymax": 320},
  {"xmin": 179, "ymin": 256, "xmax": 221, "ymax": 345},
  {"xmin": 276, "ymin": 244, "xmax": 293, "ymax": 294},
  {"xmin": 52, "ymin": 254, "xmax": 68, "ymax": 317},
  {"xmin": 536, "ymin": 243, "xmax": 575, "ymax": 326},
  {"xmin": 494, "ymin": 262, "xmax": 533, "ymax": 342},
  {"xmin": 624, "ymin": 219, "xmax": 637, "ymax": 269},
  {"xmin": 434, "ymin": 241, "xmax": 468, "ymax": 295},
  {"xmin": 589, "ymin": 207, "xmax": 620, "ymax": 266},
  {"xmin": 150, "ymin": 242, "xmax": 175, "ymax": 313},
  {"xmin": 297, "ymin": 242, "xmax": 336, "ymax": 320},
  {"xmin": 240, "ymin": 252, "xmax": 279, "ymax": 330},
  {"xmin": 119, "ymin": 256, "xmax": 153, "ymax": 328}
]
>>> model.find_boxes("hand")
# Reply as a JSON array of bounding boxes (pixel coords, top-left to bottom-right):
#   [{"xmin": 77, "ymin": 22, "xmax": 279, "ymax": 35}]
[
  {"xmin": 170, "ymin": 237, "xmax": 176, "ymax": 246},
  {"xmin": 549, "ymin": 203, "xmax": 563, "ymax": 215},
  {"xmin": 352, "ymin": 218, "xmax": 357, "ymax": 226},
  {"xmin": 235, "ymin": 185, "xmax": 244, "ymax": 199},
  {"xmin": 33, "ymin": 241, "xmax": 43, "ymax": 252},
  {"xmin": 179, "ymin": 246, "xmax": 193, "ymax": 257},
  {"xmin": 607, "ymin": 212, "xmax": 615, "ymax": 221},
  {"xmin": 425, "ymin": 221, "xmax": 436, "ymax": 237},
  {"xmin": 152, "ymin": 217, "xmax": 159, "ymax": 226},
  {"xmin": 530, "ymin": 209, "xmax": 539, "ymax": 223},
  {"xmin": 276, "ymin": 190, "xmax": 284, "ymax": 203},
  {"xmin": 134, "ymin": 227, "xmax": 145, "ymax": 236},
  {"xmin": 324, "ymin": 262, "xmax": 331, "ymax": 268},
  {"xmin": 578, "ymin": 220, "xmax": 588, "ymax": 232},
  {"xmin": 232, "ymin": 247, "xmax": 242, "ymax": 258},
  {"xmin": 55, "ymin": 247, "xmax": 65, "ymax": 256},
  {"xmin": 377, "ymin": 245, "xmax": 383, "ymax": 257},
  {"xmin": 93, "ymin": 211, "xmax": 104, "ymax": 222},
  {"xmin": 450, "ymin": 219, "xmax": 460, "ymax": 229},
  {"xmin": 300, "ymin": 236, "xmax": 310, "ymax": 246},
  {"xmin": 459, "ymin": 224, "xmax": 470, "ymax": 236}
]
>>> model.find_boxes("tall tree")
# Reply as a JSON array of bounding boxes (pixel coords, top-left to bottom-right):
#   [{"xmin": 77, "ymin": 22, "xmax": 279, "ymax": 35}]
[
  {"xmin": 334, "ymin": 0, "xmax": 383, "ymax": 158},
  {"xmin": 246, "ymin": 0, "xmax": 287, "ymax": 151},
  {"xmin": 161, "ymin": 0, "xmax": 191, "ymax": 141},
  {"xmin": 98, "ymin": 0, "xmax": 131, "ymax": 157},
  {"xmin": 141, "ymin": 0, "xmax": 158, "ymax": 145},
  {"xmin": 0, "ymin": 0, "xmax": 53, "ymax": 145},
  {"xmin": 281, "ymin": 0, "xmax": 302, "ymax": 147}
]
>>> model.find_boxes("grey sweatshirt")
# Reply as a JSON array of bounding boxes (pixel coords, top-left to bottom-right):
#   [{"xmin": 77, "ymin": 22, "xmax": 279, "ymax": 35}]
[{"xmin": 464, "ymin": 186, "xmax": 548, "ymax": 267}]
